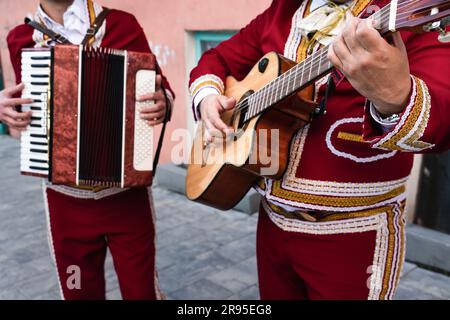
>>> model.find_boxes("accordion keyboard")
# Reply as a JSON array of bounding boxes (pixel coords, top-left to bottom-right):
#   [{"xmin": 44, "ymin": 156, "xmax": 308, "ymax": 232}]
[{"xmin": 20, "ymin": 50, "xmax": 51, "ymax": 177}]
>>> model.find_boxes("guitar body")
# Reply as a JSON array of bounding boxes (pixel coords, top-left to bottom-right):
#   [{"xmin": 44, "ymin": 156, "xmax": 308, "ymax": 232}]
[{"xmin": 186, "ymin": 52, "xmax": 317, "ymax": 210}]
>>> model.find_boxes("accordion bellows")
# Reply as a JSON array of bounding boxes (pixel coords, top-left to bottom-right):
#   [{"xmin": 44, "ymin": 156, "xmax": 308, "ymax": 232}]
[{"xmin": 21, "ymin": 45, "xmax": 157, "ymax": 188}]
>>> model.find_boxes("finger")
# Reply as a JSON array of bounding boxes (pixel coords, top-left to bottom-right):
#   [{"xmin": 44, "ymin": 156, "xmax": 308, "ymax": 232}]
[
  {"xmin": 140, "ymin": 110, "xmax": 165, "ymax": 120},
  {"xmin": 3, "ymin": 83, "xmax": 26, "ymax": 97},
  {"xmin": 332, "ymin": 35, "xmax": 352, "ymax": 66},
  {"xmin": 4, "ymin": 108, "xmax": 32, "ymax": 121},
  {"xmin": 3, "ymin": 98, "xmax": 34, "ymax": 107},
  {"xmin": 328, "ymin": 43, "xmax": 344, "ymax": 70},
  {"xmin": 3, "ymin": 115, "xmax": 30, "ymax": 129},
  {"xmin": 218, "ymin": 96, "xmax": 236, "ymax": 111},
  {"xmin": 391, "ymin": 32, "xmax": 407, "ymax": 53},
  {"xmin": 155, "ymin": 75, "xmax": 162, "ymax": 90},
  {"xmin": 355, "ymin": 18, "xmax": 385, "ymax": 51},
  {"xmin": 204, "ymin": 118, "xmax": 226, "ymax": 138},
  {"xmin": 137, "ymin": 90, "xmax": 164, "ymax": 102},
  {"xmin": 140, "ymin": 101, "xmax": 166, "ymax": 114},
  {"xmin": 146, "ymin": 118, "xmax": 164, "ymax": 126},
  {"xmin": 342, "ymin": 16, "xmax": 362, "ymax": 54}
]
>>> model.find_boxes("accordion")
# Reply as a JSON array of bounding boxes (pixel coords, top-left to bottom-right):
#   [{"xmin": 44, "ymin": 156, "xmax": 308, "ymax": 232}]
[{"xmin": 20, "ymin": 45, "xmax": 158, "ymax": 188}]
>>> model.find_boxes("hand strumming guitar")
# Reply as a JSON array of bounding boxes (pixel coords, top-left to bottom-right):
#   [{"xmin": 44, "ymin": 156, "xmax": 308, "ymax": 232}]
[
  {"xmin": 199, "ymin": 94, "xmax": 236, "ymax": 143},
  {"xmin": 328, "ymin": 16, "xmax": 412, "ymax": 116}
]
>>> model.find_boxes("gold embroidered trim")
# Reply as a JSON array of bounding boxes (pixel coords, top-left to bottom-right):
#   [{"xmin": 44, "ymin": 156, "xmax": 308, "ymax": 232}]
[
  {"xmin": 189, "ymin": 74, "xmax": 225, "ymax": 97},
  {"xmin": 271, "ymin": 180, "xmax": 405, "ymax": 207},
  {"xmin": 376, "ymin": 77, "xmax": 434, "ymax": 152},
  {"xmin": 338, "ymin": 131, "xmax": 369, "ymax": 143}
]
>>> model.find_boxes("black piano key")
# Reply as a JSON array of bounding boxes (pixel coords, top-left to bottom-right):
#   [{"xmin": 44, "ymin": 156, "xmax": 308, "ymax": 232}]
[
  {"xmin": 30, "ymin": 64, "xmax": 50, "ymax": 68},
  {"xmin": 31, "ymin": 117, "xmax": 42, "ymax": 121},
  {"xmin": 31, "ymin": 106, "xmax": 42, "ymax": 111},
  {"xmin": 30, "ymin": 141, "xmax": 48, "ymax": 146},
  {"xmin": 30, "ymin": 133, "xmax": 47, "ymax": 138},
  {"xmin": 31, "ymin": 74, "xmax": 49, "ymax": 78},
  {"xmin": 30, "ymin": 82, "xmax": 49, "ymax": 86},
  {"xmin": 30, "ymin": 56, "xmax": 51, "ymax": 60},
  {"xmin": 29, "ymin": 124, "xmax": 42, "ymax": 128},
  {"xmin": 30, "ymin": 149, "xmax": 47, "ymax": 154},
  {"xmin": 30, "ymin": 159, "xmax": 48, "ymax": 164},
  {"xmin": 30, "ymin": 91, "xmax": 45, "ymax": 95},
  {"xmin": 33, "ymin": 99, "xmax": 42, "ymax": 103},
  {"xmin": 29, "ymin": 166, "xmax": 48, "ymax": 171}
]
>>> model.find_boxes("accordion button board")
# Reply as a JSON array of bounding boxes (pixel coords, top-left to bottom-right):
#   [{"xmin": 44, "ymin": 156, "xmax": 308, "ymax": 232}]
[{"xmin": 134, "ymin": 70, "xmax": 156, "ymax": 171}]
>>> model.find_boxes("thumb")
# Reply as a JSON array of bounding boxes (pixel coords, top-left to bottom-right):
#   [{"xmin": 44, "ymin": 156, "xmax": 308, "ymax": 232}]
[
  {"xmin": 218, "ymin": 96, "xmax": 236, "ymax": 110},
  {"xmin": 391, "ymin": 32, "xmax": 406, "ymax": 53}
]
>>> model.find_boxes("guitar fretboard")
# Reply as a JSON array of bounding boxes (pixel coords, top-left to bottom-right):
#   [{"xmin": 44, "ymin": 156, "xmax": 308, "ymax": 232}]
[{"xmin": 241, "ymin": 1, "xmax": 395, "ymax": 123}]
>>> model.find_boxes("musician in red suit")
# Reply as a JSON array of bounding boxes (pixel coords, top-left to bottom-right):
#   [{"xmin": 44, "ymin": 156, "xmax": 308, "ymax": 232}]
[
  {"xmin": 4, "ymin": 0, "xmax": 174, "ymax": 300},
  {"xmin": 190, "ymin": 0, "xmax": 450, "ymax": 300}
]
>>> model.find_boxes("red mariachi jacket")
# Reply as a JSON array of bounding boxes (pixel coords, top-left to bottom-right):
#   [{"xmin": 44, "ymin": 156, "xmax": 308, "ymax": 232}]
[
  {"xmin": 189, "ymin": 0, "xmax": 450, "ymax": 213},
  {"xmin": 7, "ymin": 9, "xmax": 174, "ymax": 97}
]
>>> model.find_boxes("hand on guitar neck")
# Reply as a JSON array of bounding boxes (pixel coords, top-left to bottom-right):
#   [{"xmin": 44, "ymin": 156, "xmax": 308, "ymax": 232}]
[
  {"xmin": 199, "ymin": 94, "xmax": 236, "ymax": 143},
  {"xmin": 328, "ymin": 16, "xmax": 412, "ymax": 117}
]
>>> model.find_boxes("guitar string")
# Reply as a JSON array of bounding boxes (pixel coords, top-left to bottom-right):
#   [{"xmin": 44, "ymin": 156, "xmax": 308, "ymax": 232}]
[{"xmin": 231, "ymin": 0, "xmax": 433, "ymax": 119}]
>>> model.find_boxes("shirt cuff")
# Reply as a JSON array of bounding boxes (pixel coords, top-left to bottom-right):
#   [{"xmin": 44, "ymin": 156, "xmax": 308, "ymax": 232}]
[
  {"xmin": 192, "ymin": 87, "xmax": 221, "ymax": 120},
  {"xmin": 369, "ymin": 102, "xmax": 400, "ymax": 133}
]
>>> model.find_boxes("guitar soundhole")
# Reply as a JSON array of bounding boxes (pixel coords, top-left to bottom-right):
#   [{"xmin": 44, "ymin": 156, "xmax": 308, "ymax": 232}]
[{"xmin": 233, "ymin": 90, "xmax": 254, "ymax": 132}]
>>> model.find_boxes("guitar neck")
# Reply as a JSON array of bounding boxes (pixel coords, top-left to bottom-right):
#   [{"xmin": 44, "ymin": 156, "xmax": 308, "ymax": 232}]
[{"xmin": 243, "ymin": 2, "xmax": 395, "ymax": 122}]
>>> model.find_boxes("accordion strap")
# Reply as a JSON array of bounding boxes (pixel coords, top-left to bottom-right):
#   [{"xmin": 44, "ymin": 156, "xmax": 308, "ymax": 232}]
[
  {"xmin": 152, "ymin": 80, "xmax": 171, "ymax": 175},
  {"xmin": 81, "ymin": 8, "xmax": 110, "ymax": 46},
  {"xmin": 24, "ymin": 17, "xmax": 71, "ymax": 44}
]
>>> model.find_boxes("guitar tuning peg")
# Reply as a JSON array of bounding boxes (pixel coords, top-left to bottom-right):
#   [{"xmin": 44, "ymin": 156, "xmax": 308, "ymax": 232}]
[
  {"xmin": 438, "ymin": 31, "xmax": 450, "ymax": 43},
  {"xmin": 438, "ymin": 17, "xmax": 450, "ymax": 43}
]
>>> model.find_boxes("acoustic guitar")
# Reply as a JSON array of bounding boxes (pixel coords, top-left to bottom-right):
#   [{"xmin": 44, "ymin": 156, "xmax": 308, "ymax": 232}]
[{"xmin": 186, "ymin": 0, "xmax": 450, "ymax": 210}]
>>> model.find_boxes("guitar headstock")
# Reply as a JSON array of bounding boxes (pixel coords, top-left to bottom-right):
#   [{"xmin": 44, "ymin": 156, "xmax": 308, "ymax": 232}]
[{"xmin": 395, "ymin": 0, "xmax": 450, "ymax": 40}]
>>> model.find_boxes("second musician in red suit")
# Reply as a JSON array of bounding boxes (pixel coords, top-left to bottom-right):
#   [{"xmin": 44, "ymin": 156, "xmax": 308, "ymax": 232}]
[
  {"xmin": 189, "ymin": 0, "xmax": 450, "ymax": 300},
  {"xmin": 5, "ymin": 0, "xmax": 174, "ymax": 300}
]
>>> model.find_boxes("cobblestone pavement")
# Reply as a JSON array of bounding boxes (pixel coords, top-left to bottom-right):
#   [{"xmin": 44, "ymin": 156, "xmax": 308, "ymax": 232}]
[{"xmin": 1, "ymin": 135, "xmax": 450, "ymax": 300}]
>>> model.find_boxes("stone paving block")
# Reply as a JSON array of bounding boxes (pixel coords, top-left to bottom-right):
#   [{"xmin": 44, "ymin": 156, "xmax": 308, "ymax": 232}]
[
  {"xmin": 216, "ymin": 234, "xmax": 256, "ymax": 264},
  {"xmin": 15, "ymin": 271, "xmax": 59, "ymax": 300},
  {"xmin": 170, "ymin": 279, "xmax": 234, "ymax": 300},
  {"xmin": 394, "ymin": 285, "xmax": 439, "ymax": 300},
  {"xmin": 400, "ymin": 262, "xmax": 418, "ymax": 278},
  {"xmin": 399, "ymin": 267, "xmax": 450, "ymax": 299},
  {"xmin": 237, "ymin": 284, "xmax": 260, "ymax": 300},
  {"xmin": 206, "ymin": 257, "xmax": 258, "ymax": 293},
  {"xmin": 159, "ymin": 251, "xmax": 235, "ymax": 294}
]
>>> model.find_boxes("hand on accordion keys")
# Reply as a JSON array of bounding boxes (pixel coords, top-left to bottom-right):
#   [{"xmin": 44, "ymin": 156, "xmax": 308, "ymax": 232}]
[
  {"xmin": 0, "ymin": 83, "xmax": 33, "ymax": 131},
  {"xmin": 137, "ymin": 74, "xmax": 169, "ymax": 126}
]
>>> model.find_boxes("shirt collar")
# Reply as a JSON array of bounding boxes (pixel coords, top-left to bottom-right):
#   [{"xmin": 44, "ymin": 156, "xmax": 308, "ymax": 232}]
[{"xmin": 38, "ymin": 0, "xmax": 89, "ymax": 28}]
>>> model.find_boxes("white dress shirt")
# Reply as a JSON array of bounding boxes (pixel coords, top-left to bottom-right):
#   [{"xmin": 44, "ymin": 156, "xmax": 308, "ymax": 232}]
[{"xmin": 37, "ymin": 0, "xmax": 90, "ymax": 45}]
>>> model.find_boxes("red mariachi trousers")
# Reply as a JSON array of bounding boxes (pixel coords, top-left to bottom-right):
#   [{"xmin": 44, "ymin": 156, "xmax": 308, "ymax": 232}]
[
  {"xmin": 43, "ymin": 186, "xmax": 160, "ymax": 300},
  {"xmin": 257, "ymin": 200, "xmax": 406, "ymax": 300}
]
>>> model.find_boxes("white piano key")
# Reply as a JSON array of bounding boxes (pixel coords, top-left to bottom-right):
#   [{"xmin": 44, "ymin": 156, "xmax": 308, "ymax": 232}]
[
  {"xmin": 21, "ymin": 143, "xmax": 48, "ymax": 152},
  {"xmin": 20, "ymin": 166, "xmax": 49, "ymax": 176},
  {"xmin": 20, "ymin": 152, "xmax": 49, "ymax": 161},
  {"xmin": 21, "ymin": 76, "xmax": 50, "ymax": 83},
  {"xmin": 21, "ymin": 159, "xmax": 49, "ymax": 169},
  {"xmin": 21, "ymin": 66, "xmax": 50, "ymax": 73},
  {"xmin": 22, "ymin": 50, "xmax": 51, "ymax": 58},
  {"xmin": 21, "ymin": 57, "xmax": 51, "ymax": 64},
  {"xmin": 21, "ymin": 69, "xmax": 51, "ymax": 77},
  {"xmin": 21, "ymin": 85, "xmax": 49, "ymax": 92}
]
